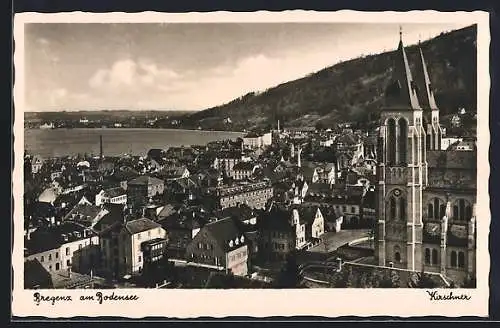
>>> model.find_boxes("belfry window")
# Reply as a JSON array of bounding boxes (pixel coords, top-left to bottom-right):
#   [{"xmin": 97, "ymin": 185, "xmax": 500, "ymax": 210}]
[
  {"xmin": 398, "ymin": 118, "xmax": 408, "ymax": 165},
  {"xmin": 425, "ymin": 248, "xmax": 431, "ymax": 264},
  {"xmin": 387, "ymin": 118, "xmax": 396, "ymax": 165}
]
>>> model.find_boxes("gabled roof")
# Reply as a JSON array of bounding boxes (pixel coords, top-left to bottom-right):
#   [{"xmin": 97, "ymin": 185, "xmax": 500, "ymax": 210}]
[
  {"xmin": 204, "ymin": 218, "xmax": 247, "ymax": 252},
  {"xmin": 124, "ymin": 218, "xmax": 161, "ymax": 235},
  {"xmin": 128, "ymin": 175, "xmax": 164, "ymax": 186}
]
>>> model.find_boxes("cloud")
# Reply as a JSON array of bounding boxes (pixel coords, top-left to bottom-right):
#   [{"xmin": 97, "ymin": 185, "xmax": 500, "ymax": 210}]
[{"xmin": 88, "ymin": 58, "xmax": 180, "ymax": 91}]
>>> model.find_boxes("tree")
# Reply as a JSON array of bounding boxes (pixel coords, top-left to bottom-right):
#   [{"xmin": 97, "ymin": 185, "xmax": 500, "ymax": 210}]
[
  {"xmin": 273, "ymin": 250, "xmax": 301, "ymax": 288},
  {"xmin": 411, "ymin": 270, "xmax": 439, "ymax": 288}
]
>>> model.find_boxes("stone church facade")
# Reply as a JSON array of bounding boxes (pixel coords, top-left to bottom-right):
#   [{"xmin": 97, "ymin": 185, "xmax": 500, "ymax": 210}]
[{"xmin": 375, "ymin": 31, "xmax": 477, "ymax": 286}]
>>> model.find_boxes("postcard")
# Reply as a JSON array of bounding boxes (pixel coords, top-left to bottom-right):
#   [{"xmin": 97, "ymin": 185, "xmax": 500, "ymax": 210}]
[{"xmin": 12, "ymin": 10, "xmax": 490, "ymax": 318}]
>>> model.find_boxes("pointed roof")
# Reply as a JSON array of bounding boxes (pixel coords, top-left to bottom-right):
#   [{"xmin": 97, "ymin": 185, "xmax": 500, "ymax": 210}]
[
  {"xmin": 384, "ymin": 29, "xmax": 421, "ymax": 110},
  {"xmin": 414, "ymin": 45, "xmax": 439, "ymax": 110}
]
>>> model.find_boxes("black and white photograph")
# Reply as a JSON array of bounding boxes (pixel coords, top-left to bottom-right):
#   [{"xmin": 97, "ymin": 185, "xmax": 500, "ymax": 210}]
[{"xmin": 12, "ymin": 11, "xmax": 490, "ymax": 318}]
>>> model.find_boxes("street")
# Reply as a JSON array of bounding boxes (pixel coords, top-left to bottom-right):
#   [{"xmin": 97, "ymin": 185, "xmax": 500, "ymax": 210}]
[{"xmin": 307, "ymin": 229, "xmax": 370, "ymax": 254}]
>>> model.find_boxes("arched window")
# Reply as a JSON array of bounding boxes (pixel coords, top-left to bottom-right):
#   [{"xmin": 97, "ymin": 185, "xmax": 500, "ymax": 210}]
[
  {"xmin": 398, "ymin": 118, "xmax": 408, "ymax": 165},
  {"xmin": 434, "ymin": 198, "xmax": 440, "ymax": 219},
  {"xmin": 454, "ymin": 199, "xmax": 471, "ymax": 221},
  {"xmin": 426, "ymin": 133, "xmax": 432, "ymax": 151},
  {"xmin": 394, "ymin": 245, "xmax": 401, "ymax": 263},
  {"xmin": 390, "ymin": 197, "xmax": 396, "ymax": 220},
  {"xmin": 458, "ymin": 252, "xmax": 465, "ymax": 268},
  {"xmin": 425, "ymin": 248, "xmax": 431, "ymax": 264},
  {"xmin": 387, "ymin": 118, "xmax": 396, "ymax": 165},
  {"xmin": 427, "ymin": 203, "xmax": 434, "ymax": 218},
  {"xmin": 399, "ymin": 197, "xmax": 406, "ymax": 221},
  {"xmin": 432, "ymin": 249, "xmax": 438, "ymax": 265},
  {"xmin": 459, "ymin": 199, "xmax": 465, "ymax": 220},
  {"xmin": 451, "ymin": 251, "xmax": 457, "ymax": 267}
]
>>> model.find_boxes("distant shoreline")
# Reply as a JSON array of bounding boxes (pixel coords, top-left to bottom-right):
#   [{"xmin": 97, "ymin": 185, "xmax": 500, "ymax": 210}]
[{"xmin": 25, "ymin": 127, "xmax": 246, "ymax": 134}]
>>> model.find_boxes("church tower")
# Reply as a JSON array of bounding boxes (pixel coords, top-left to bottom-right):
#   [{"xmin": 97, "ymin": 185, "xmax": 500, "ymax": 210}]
[{"xmin": 375, "ymin": 28, "xmax": 426, "ymax": 271}]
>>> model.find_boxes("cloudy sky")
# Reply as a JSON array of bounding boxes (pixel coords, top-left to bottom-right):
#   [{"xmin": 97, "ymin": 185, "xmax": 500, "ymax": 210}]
[{"xmin": 24, "ymin": 22, "xmax": 471, "ymax": 112}]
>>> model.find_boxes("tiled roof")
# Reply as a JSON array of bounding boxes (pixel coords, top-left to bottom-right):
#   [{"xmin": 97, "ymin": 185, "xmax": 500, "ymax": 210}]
[
  {"xmin": 124, "ymin": 218, "xmax": 161, "ymax": 235},
  {"xmin": 204, "ymin": 218, "xmax": 247, "ymax": 252}
]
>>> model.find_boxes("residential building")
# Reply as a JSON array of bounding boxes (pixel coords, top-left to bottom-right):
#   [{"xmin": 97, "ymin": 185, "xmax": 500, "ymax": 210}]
[
  {"xmin": 111, "ymin": 218, "xmax": 167, "ymax": 278},
  {"xmin": 242, "ymin": 132, "xmax": 272, "ymax": 149},
  {"xmin": 231, "ymin": 161, "xmax": 259, "ymax": 180},
  {"xmin": 126, "ymin": 176, "xmax": 165, "ymax": 208},
  {"xmin": 215, "ymin": 181, "xmax": 273, "ymax": 210},
  {"xmin": 185, "ymin": 217, "xmax": 249, "ymax": 276},
  {"xmin": 24, "ymin": 221, "xmax": 100, "ymax": 275},
  {"xmin": 95, "ymin": 187, "xmax": 127, "ymax": 206}
]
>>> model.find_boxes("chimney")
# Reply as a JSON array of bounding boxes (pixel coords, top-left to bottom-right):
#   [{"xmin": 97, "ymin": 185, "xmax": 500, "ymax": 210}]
[{"xmin": 99, "ymin": 135, "xmax": 103, "ymax": 160}]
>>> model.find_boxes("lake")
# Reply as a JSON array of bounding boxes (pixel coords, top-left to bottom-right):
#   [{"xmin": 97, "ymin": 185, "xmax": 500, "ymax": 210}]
[{"xmin": 24, "ymin": 128, "xmax": 246, "ymax": 158}]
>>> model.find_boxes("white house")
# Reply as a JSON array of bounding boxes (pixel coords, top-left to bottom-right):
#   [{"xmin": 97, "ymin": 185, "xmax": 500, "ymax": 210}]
[
  {"xmin": 117, "ymin": 218, "xmax": 167, "ymax": 277},
  {"xmin": 95, "ymin": 187, "xmax": 127, "ymax": 206}
]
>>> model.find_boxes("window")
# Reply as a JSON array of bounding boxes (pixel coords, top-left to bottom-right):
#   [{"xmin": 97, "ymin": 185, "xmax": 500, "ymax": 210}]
[
  {"xmin": 351, "ymin": 206, "xmax": 355, "ymax": 213},
  {"xmin": 451, "ymin": 251, "xmax": 457, "ymax": 267},
  {"xmin": 66, "ymin": 247, "xmax": 70, "ymax": 256},
  {"xmin": 389, "ymin": 197, "xmax": 396, "ymax": 220},
  {"xmin": 67, "ymin": 259, "xmax": 71, "ymax": 266},
  {"xmin": 40, "ymin": 256, "xmax": 44, "ymax": 263},
  {"xmin": 427, "ymin": 204, "xmax": 434, "ymax": 218},
  {"xmin": 148, "ymin": 231, "xmax": 151, "ymax": 237},
  {"xmin": 400, "ymin": 198, "xmax": 406, "ymax": 221},
  {"xmin": 458, "ymin": 252, "xmax": 465, "ymax": 268},
  {"xmin": 55, "ymin": 263, "xmax": 60, "ymax": 270},
  {"xmin": 387, "ymin": 118, "xmax": 396, "ymax": 165},
  {"xmin": 342, "ymin": 206, "xmax": 347, "ymax": 212},
  {"xmin": 394, "ymin": 245, "xmax": 401, "ymax": 263},
  {"xmin": 398, "ymin": 118, "xmax": 408, "ymax": 164},
  {"xmin": 425, "ymin": 248, "xmax": 431, "ymax": 264},
  {"xmin": 138, "ymin": 256, "xmax": 142, "ymax": 263},
  {"xmin": 49, "ymin": 265, "xmax": 52, "ymax": 271},
  {"xmin": 432, "ymin": 249, "xmax": 438, "ymax": 265},
  {"xmin": 137, "ymin": 233, "xmax": 141, "ymax": 240},
  {"xmin": 48, "ymin": 254, "xmax": 52, "ymax": 261}
]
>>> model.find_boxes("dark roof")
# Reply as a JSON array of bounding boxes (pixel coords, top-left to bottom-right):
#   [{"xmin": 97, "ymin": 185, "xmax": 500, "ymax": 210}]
[
  {"xmin": 128, "ymin": 175, "xmax": 164, "ymax": 186},
  {"xmin": 427, "ymin": 150, "xmax": 477, "ymax": 170},
  {"xmin": 205, "ymin": 272, "xmax": 272, "ymax": 288},
  {"xmin": 159, "ymin": 211, "xmax": 207, "ymax": 230},
  {"xmin": 258, "ymin": 206, "xmax": 294, "ymax": 232},
  {"xmin": 218, "ymin": 204, "xmax": 256, "ymax": 222},
  {"xmin": 25, "ymin": 221, "xmax": 96, "ymax": 255},
  {"xmin": 24, "ymin": 259, "xmax": 53, "ymax": 289},
  {"xmin": 233, "ymin": 161, "xmax": 257, "ymax": 171},
  {"xmin": 124, "ymin": 218, "xmax": 161, "ymax": 235},
  {"xmin": 104, "ymin": 187, "xmax": 126, "ymax": 198},
  {"xmin": 204, "ymin": 218, "xmax": 246, "ymax": 252},
  {"xmin": 296, "ymin": 205, "xmax": 320, "ymax": 224}
]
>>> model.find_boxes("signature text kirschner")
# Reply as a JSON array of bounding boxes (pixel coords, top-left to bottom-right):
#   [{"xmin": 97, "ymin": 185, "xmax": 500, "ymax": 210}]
[{"xmin": 426, "ymin": 291, "xmax": 472, "ymax": 301}]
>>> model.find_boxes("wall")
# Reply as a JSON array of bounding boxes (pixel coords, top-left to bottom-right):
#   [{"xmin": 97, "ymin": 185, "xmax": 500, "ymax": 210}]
[{"xmin": 226, "ymin": 245, "xmax": 249, "ymax": 276}]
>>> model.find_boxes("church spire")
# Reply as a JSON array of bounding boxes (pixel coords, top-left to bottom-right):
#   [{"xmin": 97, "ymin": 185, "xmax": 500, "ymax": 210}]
[
  {"xmin": 417, "ymin": 45, "xmax": 438, "ymax": 110},
  {"xmin": 385, "ymin": 27, "xmax": 421, "ymax": 110}
]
